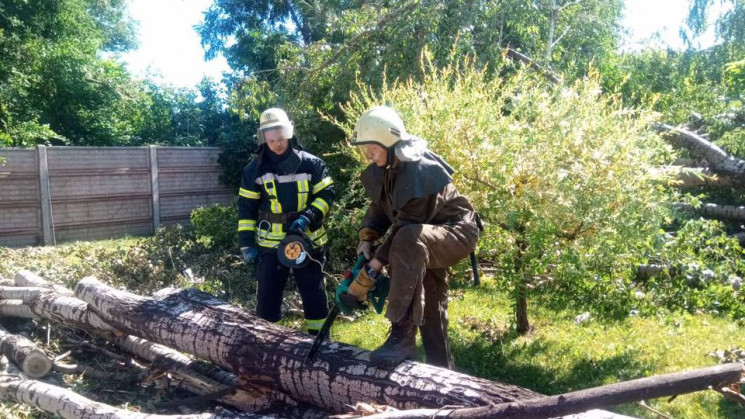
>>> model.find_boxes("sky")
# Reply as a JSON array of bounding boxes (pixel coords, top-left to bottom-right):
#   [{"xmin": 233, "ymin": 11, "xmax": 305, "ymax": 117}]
[
  {"xmin": 121, "ymin": 0, "xmax": 231, "ymax": 88},
  {"xmin": 120, "ymin": 0, "xmax": 718, "ymax": 89}
]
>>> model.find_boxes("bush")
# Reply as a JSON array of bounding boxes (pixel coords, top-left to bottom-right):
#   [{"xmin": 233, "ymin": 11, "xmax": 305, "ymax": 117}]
[
  {"xmin": 641, "ymin": 219, "xmax": 745, "ymax": 320},
  {"xmin": 190, "ymin": 203, "xmax": 239, "ymax": 249},
  {"xmin": 330, "ymin": 52, "xmax": 672, "ymax": 329}
]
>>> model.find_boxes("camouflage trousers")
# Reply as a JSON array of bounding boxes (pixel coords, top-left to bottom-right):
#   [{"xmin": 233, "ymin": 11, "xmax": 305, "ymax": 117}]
[{"xmin": 386, "ymin": 212, "xmax": 480, "ymax": 369}]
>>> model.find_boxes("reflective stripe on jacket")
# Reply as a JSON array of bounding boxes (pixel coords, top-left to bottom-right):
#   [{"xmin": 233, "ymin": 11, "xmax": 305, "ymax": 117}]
[{"xmin": 238, "ymin": 147, "xmax": 335, "ymax": 249}]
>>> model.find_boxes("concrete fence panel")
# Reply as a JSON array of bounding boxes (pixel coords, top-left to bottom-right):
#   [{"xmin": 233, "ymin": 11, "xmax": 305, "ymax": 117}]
[
  {"xmin": 0, "ymin": 149, "xmax": 40, "ymax": 246},
  {"xmin": 0, "ymin": 146, "xmax": 237, "ymax": 247}
]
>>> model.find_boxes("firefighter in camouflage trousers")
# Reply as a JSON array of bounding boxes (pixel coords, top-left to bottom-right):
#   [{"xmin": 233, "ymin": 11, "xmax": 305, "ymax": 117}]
[{"xmin": 348, "ymin": 106, "xmax": 480, "ymax": 369}]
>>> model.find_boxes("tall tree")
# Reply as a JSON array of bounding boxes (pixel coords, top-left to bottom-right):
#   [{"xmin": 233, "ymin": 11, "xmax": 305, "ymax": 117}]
[
  {"xmin": 199, "ymin": 0, "xmax": 625, "ymax": 189},
  {"xmin": 0, "ymin": 0, "xmax": 140, "ymax": 146}
]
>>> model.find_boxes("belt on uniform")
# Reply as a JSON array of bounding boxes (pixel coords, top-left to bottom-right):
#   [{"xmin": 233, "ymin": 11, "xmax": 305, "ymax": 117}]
[{"xmin": 258, "ymin": 211, "xmax": 300, "ymax": 224}]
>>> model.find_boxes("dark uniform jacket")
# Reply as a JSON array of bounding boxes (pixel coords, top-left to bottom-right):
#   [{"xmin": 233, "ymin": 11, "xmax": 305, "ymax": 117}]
[
  {"xmin": 238, "ymin": 144, "xmax": 335, "ymax": 249},
  {"xmin": 360, "ymin": 150, "xmax": 477, "ymax": 265}
]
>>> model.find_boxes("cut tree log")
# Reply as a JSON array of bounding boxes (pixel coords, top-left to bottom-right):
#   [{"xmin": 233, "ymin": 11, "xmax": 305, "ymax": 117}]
[
  {"xmin": 112, "ymin": 334, "xmax": 282, "ymax": 413},
  {"xmin": 651, "ymin": 166, "xmax": 737, "ymax": 187},
  {"xmin": 0, "ymin": 326, "xmax": 52, "ymax": 378},
  {"xmin": 0, "ymin": 286, "xmax": 53, "ymax": 302},
  {"xmin": 0, "ymin": 378, "xmax": 267, "ymax": 418},
  {"xmin": 14, "ymin": 270, "xmax": 74, "ymax": 296},
  {"xmin": 360, "ymin": 363, "xmax": 745, "ymax": 419},
  {"xmin": 0, "ymin": 300, "xmax": 38, "ymax": 319},
  {"xmin": 672, "ymin": 202, "xmax": 745, "ymax": 221},
  {"xmin": 672, "ymin": 157, "xmax": 708, "ymax": 167},
  {"xmin": 1, "ymin": 281, "xmax": 275, "ymax": 413},
  {"xmin": 75, "ymin": 276, "xmax": 543, "ymax": 413},
  {"xmin": 654, "ymin": 123, "xmax": 745, "ymax": 177},
  {"xmin": 28, "ymin": 293, "xmax": 117, "ymax": 333}
]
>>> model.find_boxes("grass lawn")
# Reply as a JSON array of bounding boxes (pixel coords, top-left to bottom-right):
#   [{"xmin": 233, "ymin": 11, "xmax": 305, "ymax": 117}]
[{"xmin": 330, "ymin": 277, "xmax": 744, "ymax": 419}]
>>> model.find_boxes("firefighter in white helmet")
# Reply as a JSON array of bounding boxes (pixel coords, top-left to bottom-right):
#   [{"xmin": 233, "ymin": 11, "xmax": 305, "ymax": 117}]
[
  {"xmin": 237, "ymin": 107, "xmax": 335, "ymax": 335},
  {"xmin": 348, "ymin": 105, "xmax": 481, "ymax": 369}
]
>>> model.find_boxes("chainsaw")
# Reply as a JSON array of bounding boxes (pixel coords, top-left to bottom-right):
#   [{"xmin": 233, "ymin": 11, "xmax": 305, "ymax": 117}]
[{"xmin": 303, "ymin": 254, "xmax": 390, "ymax": 362}]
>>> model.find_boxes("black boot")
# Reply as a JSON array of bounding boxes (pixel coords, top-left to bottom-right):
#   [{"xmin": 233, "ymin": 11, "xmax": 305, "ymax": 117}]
[{"xmin": 370, "ymin": 316, "xmax": 416, "ymax": 368}]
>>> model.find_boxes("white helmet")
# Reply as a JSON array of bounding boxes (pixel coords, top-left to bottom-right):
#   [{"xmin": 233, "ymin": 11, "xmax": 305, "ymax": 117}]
[
  {"xmin": 352, "ymin": 106, "xmax": 410, "ymax": 149},
  {"xmin": 257, "ymin": 108, "xmax": 294, "ymax": 145}
]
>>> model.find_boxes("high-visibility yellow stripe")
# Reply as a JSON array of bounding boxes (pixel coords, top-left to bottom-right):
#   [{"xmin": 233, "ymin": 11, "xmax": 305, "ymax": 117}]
[
  {"xmin": 307, "ymin": 227, "xmax": 328, "ymax": 246},
  {"xmin": 271, "ymin": 222, "xmax": 283, "ymax": 235},
  {"xmin": 256, "ymin": 237, "xmax": 282, "ymax": 248},
  {"xmin": 297, "ymin": 180, "xmax": 309, "ymax": 211},
  {"xmin": 263, "ymin": 179, "xmax": 283, "ymax": 213},
  {"xmin": 306, "ymin": 318, "xmax": 326, "ymax": 331},
  {"xmin": 311, "ymin": 198, "xmax": 330, "ymax": 216},
  {"xmin": 256, "ymin": 173, "xmax": 311, "ymax": 184},
  {"xmin": 239, "ymin": 187, "xmax": 260, "ymax": 199},
  {"xmin": 312, "ymin": 177, "xmax": 333, "ymax": 194},
  {"xmin": 238, "ymin": 219, "xmax": 256, "ymax": 232}
]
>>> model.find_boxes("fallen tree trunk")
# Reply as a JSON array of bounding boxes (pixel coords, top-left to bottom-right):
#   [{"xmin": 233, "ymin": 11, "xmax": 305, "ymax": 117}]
[
  {"xmin": 672, "ymin": 202, "xmax": 745, "ymax": 221},
  {"xmin": 112, "ymin": 335, "xmax": 280, "ymax": 413},
  {"xmin": 6, "ymin": 283, "xmax": 274, "ymax": 413},
  {"xmin": 28, "ymin": 293, "xmax": 117, "ymax": 333},
  {"xmin": 362, "ymin": 363, "xmax": 745, "ymax": 418},
  {"xmin": 654, "ymin": 123, "xmax": 745, "ymax": 177},
  {"xmin": 75, "ymin": 276, "xmax": 542, "ymax": 413},
  {"xmin": 14, "ymin": 270, "xmax": 74, "ymax": 296},
  {"xmin": 0, "ymin": 378, "xmax": 265, "ymax": 419},
  {"xmin": 650, "ymin": 166, "xmax": 738, "ymax": 187},
  {"xmin": 0, "ymin": 300, "xmax": 37, "ymax": 319},
  {"xmin": 0, "ymin": 286, "xmax": 53, "ymax": 302},
  {"xmin": 0, "ymin": 326, "xmax": 52, "ymax": 378}
]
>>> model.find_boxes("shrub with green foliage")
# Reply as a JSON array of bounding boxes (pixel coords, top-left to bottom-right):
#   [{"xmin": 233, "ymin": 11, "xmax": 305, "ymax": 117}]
[
  {"xmin": 190, "ymin": 203, "xmax": 239, "ymax": 249},
  {"xmin": 331, "ymin": 52, "xmax": 673, "ymax": 331},
  {"xmin": 641, "ymin": 219, "xmax": 745, "ymax": 320}
]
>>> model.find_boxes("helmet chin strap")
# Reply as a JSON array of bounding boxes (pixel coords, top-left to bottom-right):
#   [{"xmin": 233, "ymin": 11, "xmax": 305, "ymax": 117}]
[{"xmin": 386, "ymin": 146, "xmax": 397, "ymax": 168}]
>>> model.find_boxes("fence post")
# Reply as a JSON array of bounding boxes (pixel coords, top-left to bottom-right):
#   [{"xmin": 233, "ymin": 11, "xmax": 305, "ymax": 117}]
[
  {"xmin": 149, "ymin": 145, "xmax": 160, "ymax": 232},
  {"xmin": 37, "ymin": 145, "xmax": 54, "ymax": 245}
]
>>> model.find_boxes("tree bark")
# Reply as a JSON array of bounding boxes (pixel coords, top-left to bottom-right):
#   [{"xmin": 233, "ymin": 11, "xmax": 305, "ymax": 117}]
[
  {"xmin": 651, "ymin": 166, "xmax": 737, "ymax": 187},
  {"xmin": 0, "ymin": 378, "xmax": 265, "ymax": 419},
  {"xmin": 655, "ymin": 123, "xmax": 745, "ymax": 177},
  {"xmin": 14, "ymin": 269, "xmax": 74, "ymax": 296},
  {"xmin": 5, "ymin": 284, "xmax": 275, "ymax": 413},
  {"xmin": 0, "ymin": 286, "xmax": 53, "ymax": 302},
  {"xmin": 0, "ymin": 300, "xmax": 37, "ymax": 319},
  {"xmin": 361, "ymin": 363, "xmax": 744, "ymax": 419},
  {"xmin": 505, "ymin": 48, "xmax": 561, "ymax": 84},
  {"xmin": 75, "ymin": 276, "xmax": 542, "ymax": 413},
  {"xmin": 27, "ymin": 292, "xmax": 117, "ymax": 333},
  {"xmin": 0, "ymin": 326, "xmax": 52, "ymax": 378},
  {"xmin": 111, "ymin": 335, "xmax": 281, "ymax": 413},
  {"xmin": 672, "ymin": 202, "xmax": 745, "ymax": 221}
]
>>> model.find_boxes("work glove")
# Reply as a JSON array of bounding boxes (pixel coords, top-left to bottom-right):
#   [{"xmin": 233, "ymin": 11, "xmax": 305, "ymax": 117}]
[
  {"xmin": 357, "ymin": 240, "xmax": 373, "ymax": 259},
  {"xmin": 240, "ymin": 246, "xmax": 259, "ymax": 265},
  {"xmin": 289, "ymin": 215, "xmax": 310, "ymax": 234},
  {"xmin": 348, "ymin": 265, "xmax": 377, "ymax": 302},
  {"xmin": 357, "ymin": 227, "xmax": 380, "ymax": 259}
]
